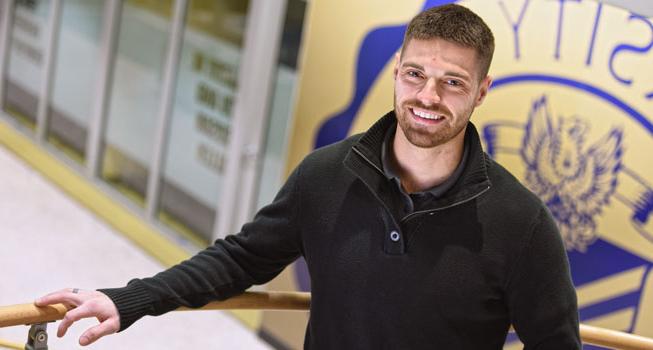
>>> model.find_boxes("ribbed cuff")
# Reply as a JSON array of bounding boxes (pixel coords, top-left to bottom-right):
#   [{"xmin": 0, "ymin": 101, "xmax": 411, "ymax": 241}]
[{"xmin": 98, "ymin": 280, "xmax": 152, "ymax": 332}]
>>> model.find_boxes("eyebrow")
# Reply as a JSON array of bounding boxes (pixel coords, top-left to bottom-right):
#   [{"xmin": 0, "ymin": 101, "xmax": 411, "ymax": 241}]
[
  {"xmin": 401, "ymin": 62, "xmax": 424, "ymax": 71},
  {"xmin": 400, "ymin": 61, "xmax": 472, "ymax": 82},
  {"xmin": 445, "ymin": 71, "xmax": 471, "ymax": 82}
]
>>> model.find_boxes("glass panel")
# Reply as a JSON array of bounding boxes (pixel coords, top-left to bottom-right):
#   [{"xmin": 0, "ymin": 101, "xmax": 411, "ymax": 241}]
[
  {"xmin": 47, "ymin": 0, "xmax": 104, "ymax": 163},
  {"xmin": 2, "ymin": 0, "xmax": 51, "ymax": 130},
  {"xmin": 100, "ymin": 0, "xmax": 174, "ymax": 207},
  {"xmin": 255, "ymin": 0, "xmax": 306, "ymax": 210},
  {"xmin": 157, "ymin": 0, "xmax": 250, "ymax": 243}
]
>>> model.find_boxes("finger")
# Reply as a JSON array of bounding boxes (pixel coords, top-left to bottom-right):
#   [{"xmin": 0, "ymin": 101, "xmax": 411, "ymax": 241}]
[
  {"xmin": 57, "ymin": 304, "xmax": 93, "ymax": 338},
  {"xmin": 35, "ymin": 288, "xmax": 83, "ymax": 307},
  {"xmin": 35, "ymin": 288, "xmax": 71, "ymax": 306},
  {"xmin": 79, "ymin": 319, "xmax": 119, "ymax": 346}
]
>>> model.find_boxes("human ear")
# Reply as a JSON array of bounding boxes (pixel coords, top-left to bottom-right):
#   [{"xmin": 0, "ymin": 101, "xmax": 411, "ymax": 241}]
[
  {"xmin": 475, "ymin": 76, "xmax": 492, "ymax": 107},
  {"xmin": 393, "ymin": 51, "xmax": 401, "ymax": 79}
]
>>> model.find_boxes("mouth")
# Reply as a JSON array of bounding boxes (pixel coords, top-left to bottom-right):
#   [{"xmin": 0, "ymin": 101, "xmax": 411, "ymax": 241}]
[{"xmin": 409, "ymin": 107, "xmax": 445, "ymax": 124}]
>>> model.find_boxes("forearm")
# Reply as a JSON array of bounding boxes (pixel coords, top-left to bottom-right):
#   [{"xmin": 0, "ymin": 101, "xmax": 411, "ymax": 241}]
[{"xmin": 99, "ymin": 163, "xmax": 304, "ymax": 332}]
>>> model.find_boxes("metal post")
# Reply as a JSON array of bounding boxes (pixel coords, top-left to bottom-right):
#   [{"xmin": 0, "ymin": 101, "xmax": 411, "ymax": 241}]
[
  {"xmin": 86, "ymin": 0, "xmax": 122, "ymax": 177},
  {"xmin": 213, "ymin": 0, "xmax": 288, "ymax": 239},
  {"xmin": 25, "ymin": 323, "xmax": 48, "ymax": 350},
  {"xmin": 145, "ymin": 0, "xmax": 188, "ymax": 218},
  {"xmin": 0, "ymin": 0, "xmax": 16, "ymax": 109},
  {"xmin": 35, "ymin": 0, "xmax": 62, "ymax": 141}
]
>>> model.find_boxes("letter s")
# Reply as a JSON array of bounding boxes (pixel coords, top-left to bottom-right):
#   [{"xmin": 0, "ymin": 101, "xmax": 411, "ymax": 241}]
[{"xmin": 609, "ymin": 15, "xmax": 653, "ymax": 86}]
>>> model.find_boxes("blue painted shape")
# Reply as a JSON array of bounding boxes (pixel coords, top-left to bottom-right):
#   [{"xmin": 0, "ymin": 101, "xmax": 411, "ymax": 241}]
[
  {"xmin": 569, "ymin": 241, "xmax": 650, "ymax": 333},
  {"xmin": 579, "ymin": 290, "xmax": 641, "ymax": 321},
  {"xmin": 313, "ymin": 24, "xmax": 405, "ymax": 149},
  {"xmin": 564, "ymin": 235, "xmax": 651, "ymax": 334},
  {"xmin": 483, "ymin": 124, "xmax": 498, "ymax": 157},
  {"xmin": 567, "ymin": 239, "xmax": 649, "ymax": 286},
  {"xmin": 504, "ymin": 332, "xmax": 520, "ymax": 344},
  {"xmin": 634, "ymin": 190, "xmax": 653, "ymax": 224},
  {"xmin": 294, "ymin": 257, "xmax": 311, "ymax": 292}
]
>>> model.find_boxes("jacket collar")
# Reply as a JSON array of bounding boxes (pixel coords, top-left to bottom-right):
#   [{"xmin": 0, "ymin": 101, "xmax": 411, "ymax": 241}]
[{"xmin": 344, "ymin": 111, "xmax": 491, "ymax": 211}]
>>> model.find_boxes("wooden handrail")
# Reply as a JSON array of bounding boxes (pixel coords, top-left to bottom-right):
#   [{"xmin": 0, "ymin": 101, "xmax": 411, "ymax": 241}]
[
  {"xmin": 0, "ymin": 291, "xmax": 651, "ymax": 349},
  {"xmin": 177, "ymin": 291, "xmax": 311, "ymax": 311},
  {"xmin": 580, "ymin": 324, "xmax": 653, "ymax": 350}
]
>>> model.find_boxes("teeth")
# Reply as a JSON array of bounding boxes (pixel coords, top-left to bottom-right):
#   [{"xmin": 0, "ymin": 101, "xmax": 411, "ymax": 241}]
[{"xmin": 413, "ymin": 109, "xmax": 443, "ymax": 120}]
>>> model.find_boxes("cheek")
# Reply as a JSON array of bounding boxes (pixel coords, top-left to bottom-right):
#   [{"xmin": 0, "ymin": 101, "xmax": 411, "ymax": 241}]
[
  {"xmin": 395, "ymin": 83, "xmax": 416, "ymax": 102},
  {"xmin": 444, "ymin": 93, "xmax": 475, "ymax": 115},
  {"xmin": 441, "ymin": 89, "xmax": 466, "ymax": 103},
  {"xmin": 394, "ymin": 86, "xmax": 406, "ymax": 103}
]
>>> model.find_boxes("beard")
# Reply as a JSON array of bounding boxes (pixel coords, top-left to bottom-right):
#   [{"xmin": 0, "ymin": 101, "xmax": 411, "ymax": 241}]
[{"xmin": 394, "ymin": 97, "xmax": 471, "ymax": 149}]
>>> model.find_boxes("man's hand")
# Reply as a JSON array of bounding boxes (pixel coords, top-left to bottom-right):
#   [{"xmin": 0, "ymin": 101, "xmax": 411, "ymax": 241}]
[{"xmin": 34, "ymin": 288, "xmax": 120, "ymax": 346}]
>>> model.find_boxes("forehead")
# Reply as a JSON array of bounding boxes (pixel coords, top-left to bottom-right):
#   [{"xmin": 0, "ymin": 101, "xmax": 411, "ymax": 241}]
[{"xmin": 400, "ymin": 38, "xmax": 480, "ymax": 79}]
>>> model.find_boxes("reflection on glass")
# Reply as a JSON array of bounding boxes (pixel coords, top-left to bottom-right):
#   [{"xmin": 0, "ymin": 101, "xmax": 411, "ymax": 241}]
[
  {"xmin": 47, "ymin": 0, "xmax": 104, "ymax": 162},
  {"xmin": 157, "ymin": 0, "xmax": 249, "ymax": 242},
  {"xmin": 2, "ymin": 0, "xmax": 50, "ymax": 130},
  {"xmin": 100, "ymin": 0, "xmax": 173, "ymax": 206}
]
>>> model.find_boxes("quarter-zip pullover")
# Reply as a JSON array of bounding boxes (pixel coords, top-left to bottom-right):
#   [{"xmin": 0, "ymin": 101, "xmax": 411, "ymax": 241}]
[{"xmin": 100, "ymin": 111, "xmax": 580, "ymax": 349}]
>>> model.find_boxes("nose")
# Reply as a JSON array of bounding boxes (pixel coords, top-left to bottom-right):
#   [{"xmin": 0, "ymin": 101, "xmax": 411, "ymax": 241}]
[{"xmin": 416, "ymin": 78, "xmax": 441, "ymax": 106}]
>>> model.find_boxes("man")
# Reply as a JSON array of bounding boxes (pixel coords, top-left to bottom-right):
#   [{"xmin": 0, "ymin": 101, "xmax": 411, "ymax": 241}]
[{"xmin": 37, "ymin": 4, "xmax": 580, "ymax": 349}]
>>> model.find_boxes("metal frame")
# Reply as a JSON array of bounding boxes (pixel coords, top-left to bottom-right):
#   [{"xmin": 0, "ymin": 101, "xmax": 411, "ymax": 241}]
[
  {"xmin": 35, "ymin": 0, "xmax": 62, "ymax": 141},
  {"xmin": 145, "ymin": 0, "xmax": 189, "ymax": 218},
  {"xmin": 214, "ymin": 0, "xmax": 289, "ymax": 239},
  {"xmin": 86, "ymin": 0, "xmax": 122, "ymax": 178},
  {"xmin": 0, "ymin": 0, "xmax": 16, "ymax": 108}
]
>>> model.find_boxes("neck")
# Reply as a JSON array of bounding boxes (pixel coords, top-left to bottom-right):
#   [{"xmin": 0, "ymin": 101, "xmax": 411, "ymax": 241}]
[{"xmin": 392, "ymin": 126, "xmax": 466, "ymax": 193}]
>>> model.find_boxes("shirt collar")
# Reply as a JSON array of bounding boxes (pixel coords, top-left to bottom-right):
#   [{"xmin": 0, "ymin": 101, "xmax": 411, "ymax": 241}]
[
  {"xmin": 380, "ymin": 122, "xmax": 470, "ymax": 198},
  {"xmin": 346, "ymin": 110, "xmax": 491, "ymax": 210}
]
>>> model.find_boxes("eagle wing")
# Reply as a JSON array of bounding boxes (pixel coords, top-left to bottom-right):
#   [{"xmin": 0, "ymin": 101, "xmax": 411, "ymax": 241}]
[
  {"xmin": 564, "ymin": 128, "xmax": 623, "ymax": 216},
  {"xmin": 521, "ymin": 95, "xmax": 560, "ymax": 201}
]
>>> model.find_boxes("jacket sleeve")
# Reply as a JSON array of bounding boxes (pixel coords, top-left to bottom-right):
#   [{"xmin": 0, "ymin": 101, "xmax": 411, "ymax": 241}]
[
  {"xmin": 99, "ymin": 163, "xmax": 305, "ymax": 331},
  {"xmin": 506, "ymin": 206, "xmax": 581, "ymax": 349}
]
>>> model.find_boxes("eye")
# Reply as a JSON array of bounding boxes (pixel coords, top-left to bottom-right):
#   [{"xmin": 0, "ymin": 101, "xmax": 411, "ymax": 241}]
[
  {"xmin": 405, "ymin": 70, "xmax": 423, "ymax": 79},
  {"xmin": 445, "ymin": 79, "xmax": 462, "ymax": 86}
]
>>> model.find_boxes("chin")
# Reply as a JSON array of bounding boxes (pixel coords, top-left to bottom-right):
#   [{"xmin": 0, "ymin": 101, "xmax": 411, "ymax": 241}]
[{"xmin": 404, "ymin": 130, "xmax": 448, "ymax": 148}]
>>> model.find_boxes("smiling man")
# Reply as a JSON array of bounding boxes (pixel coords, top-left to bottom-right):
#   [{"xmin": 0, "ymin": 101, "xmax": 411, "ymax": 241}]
[{"xmin": 37, "ymin": 4, "xmax": 580, "ymax": 349}]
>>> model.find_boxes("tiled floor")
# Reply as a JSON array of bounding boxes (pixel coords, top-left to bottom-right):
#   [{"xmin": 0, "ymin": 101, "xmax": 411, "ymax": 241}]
[{"xmin": 0, "ymin": 145, "xmax": 271, "ymax": 350}]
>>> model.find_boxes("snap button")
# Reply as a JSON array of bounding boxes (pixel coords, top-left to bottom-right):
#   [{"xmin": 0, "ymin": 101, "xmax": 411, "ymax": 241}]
[{"xmin": 390, "ymin": 230, "xmax": 400, "ymax": 242}]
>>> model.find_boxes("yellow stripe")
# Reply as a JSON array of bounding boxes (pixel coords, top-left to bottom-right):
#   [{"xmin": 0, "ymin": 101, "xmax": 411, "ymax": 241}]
[
  {"xmin": 576, "ymin": 266, "xmax": 646, "ymax": 308},
  {"xmin": 585, "ymin": 308, "xmax": 635, "ymax": 332},
  {"xmin": 0, "ymin": 338, "xmax": 23, "ymax": 350},
  {"xmin": 0, "ymin": 117, "xmax": 260, "ymax": 329},
  {"xmin": 0, "ymin": 118, "xmax": 189, "ymax": 266},
  {"xmin": 503, "ymin": 340, "xmax": 523, "ymax": 350}
]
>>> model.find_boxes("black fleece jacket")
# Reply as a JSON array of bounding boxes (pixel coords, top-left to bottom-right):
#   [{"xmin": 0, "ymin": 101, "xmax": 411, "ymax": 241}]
[{"xmin": 100, "ymin": 111, "xmax": 580, "ymax": 349}]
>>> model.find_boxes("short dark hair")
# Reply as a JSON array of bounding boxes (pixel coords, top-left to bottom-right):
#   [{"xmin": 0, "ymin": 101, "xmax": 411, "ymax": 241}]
[{"xmin": 403, "ymin": 4, "xmax": 495, "ymax": 79}]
